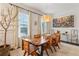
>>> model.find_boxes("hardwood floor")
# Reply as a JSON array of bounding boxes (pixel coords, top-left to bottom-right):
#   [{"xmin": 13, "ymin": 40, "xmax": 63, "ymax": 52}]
[{"xmin": 10, "ymin": 42, "xmax": 79, "ymax": 56}]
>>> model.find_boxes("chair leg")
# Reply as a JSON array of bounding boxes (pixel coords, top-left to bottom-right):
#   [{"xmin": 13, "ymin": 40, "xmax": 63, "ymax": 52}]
[
  {"xmin": 45, "ymin": 49, "xmax": 49, "ymax": 56},
  {"xmin": 53, "ymin": 46, "xmax": 57, "ymax": 52},
  {"xmin": 24, "ymin": 51, "xmax": 26, "ymax": 56},
  {"xmin": 56, "ymin": 44, "xmax": 60, "ymax": 49},
  {"xmin": 49, "ymin": 47, "xmax": 53, "ymax": 53},
  {"xmin": 36, "ymin": 52, "xmax": 40, "ymax": 56},
  {"xmin": 57, "ymin": 44, "xmax": 60, "ymax": 49}
]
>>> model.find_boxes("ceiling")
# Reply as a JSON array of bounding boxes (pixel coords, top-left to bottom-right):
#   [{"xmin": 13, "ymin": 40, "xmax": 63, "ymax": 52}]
[{"xmin": 23, "ymin": 3, "xmax": 79, "ymax": 14}]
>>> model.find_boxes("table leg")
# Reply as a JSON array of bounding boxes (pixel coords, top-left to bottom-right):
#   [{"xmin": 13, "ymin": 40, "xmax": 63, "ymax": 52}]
[{"xmin": 40, "ymin": 45, "xmax": 43, "ymax": 56}]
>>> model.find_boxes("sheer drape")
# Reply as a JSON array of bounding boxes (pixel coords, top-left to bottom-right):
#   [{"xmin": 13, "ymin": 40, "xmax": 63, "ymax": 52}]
[{"xmin": 7, "ymin": 5, "xmax": 18, "ymax": 49}]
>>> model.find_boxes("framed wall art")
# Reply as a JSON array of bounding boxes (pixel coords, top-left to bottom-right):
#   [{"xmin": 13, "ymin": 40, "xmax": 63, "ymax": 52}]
[{"xmin": 53, "ymin": 15, "xmax": 74, "ymax": 27}]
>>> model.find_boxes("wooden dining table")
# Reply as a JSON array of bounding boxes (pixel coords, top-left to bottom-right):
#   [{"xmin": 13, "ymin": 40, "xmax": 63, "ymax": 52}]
[{"xmin": 22, "ymin": 36, "xmax": 48, "ymax": 56}]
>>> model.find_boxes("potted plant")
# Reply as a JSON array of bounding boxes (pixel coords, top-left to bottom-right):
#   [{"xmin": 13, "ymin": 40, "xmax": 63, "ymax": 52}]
[{"xmin": 0, "ymin": 5, "xmax": 18, "ymax": 56}]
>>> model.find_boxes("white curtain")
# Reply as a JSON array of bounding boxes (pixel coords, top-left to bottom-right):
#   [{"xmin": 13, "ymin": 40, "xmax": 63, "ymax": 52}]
[
  {"xmin": 7, "ymin": 5, "xmax": 18, "ymax": 49},
  {"xmin": 13, "ymin": 6, "xmax": 18, "ymax": 49}
]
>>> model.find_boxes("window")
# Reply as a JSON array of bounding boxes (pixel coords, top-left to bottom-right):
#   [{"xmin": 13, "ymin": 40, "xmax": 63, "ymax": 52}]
[
  {"xmin": 18, "ymin": 10, "xmax": 29, "ymax": 38},
  {"xmin": 41, "ymin": 18, "xmax": 48, "ymax": 35}
]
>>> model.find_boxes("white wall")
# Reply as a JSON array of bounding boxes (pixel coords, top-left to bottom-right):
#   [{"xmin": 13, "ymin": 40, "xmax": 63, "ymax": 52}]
[{"xmin": 31, "ymin": 13, "xmax": 41, "ymax": 38}]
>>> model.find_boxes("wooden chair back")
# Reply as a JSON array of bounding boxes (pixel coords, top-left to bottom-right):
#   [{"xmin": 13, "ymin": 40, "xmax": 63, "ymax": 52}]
[
  {"xmin": 22, "ymin": 40, "xmax": 39, "ymax": 56},
  {"xmin": 22, "ymin": 40, "xmax": 30, "ymax": 55},
  {"xmin": 33, "ymin": 34, "xmax": 41, "ymax": 43},
  {"xmin": 56, "ymin": 31, "xmax": 61, "ymax": 43},
  {"xmin": 34, "ymin": 34, "xmax": 41, "ymax": 38},
  {"xmin": 51, "ymin": 31, "xmax": 60, "ymax": 49},
  {"xmin": 46, "ymin": 36, "xmax": 52, "ymax": 46}
]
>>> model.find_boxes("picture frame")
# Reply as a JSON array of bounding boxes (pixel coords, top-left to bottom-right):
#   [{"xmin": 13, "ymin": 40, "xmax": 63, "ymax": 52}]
[{"xmin": 53, "ymin": 15, "xmax": 74, "ymax": 27}]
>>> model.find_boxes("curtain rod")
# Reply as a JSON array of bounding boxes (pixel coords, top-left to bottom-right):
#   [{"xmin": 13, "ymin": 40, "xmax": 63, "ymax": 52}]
[{"xmin": 9, "ymin": 3, "xmax": 42, "ymax": 16}]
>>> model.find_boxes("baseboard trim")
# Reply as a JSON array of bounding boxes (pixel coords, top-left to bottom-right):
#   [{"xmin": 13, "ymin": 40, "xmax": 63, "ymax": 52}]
[{"xmin": 61, "ymin": 40, "xmax": 79, "ymax": 46}]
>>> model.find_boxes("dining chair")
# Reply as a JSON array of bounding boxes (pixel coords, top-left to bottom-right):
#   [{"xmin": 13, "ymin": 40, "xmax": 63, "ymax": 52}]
[
  {"xmin": 34, "ymin": 34, "xmax": 41, "ymax": 38},
  {"xmin": 52, "ymin": 32, "xmax": 60, "ymax": 49},
  {"xmin": 32, "ymin": 34, "xmax": 41, "ymax": 53},
  {"xmin": 22, "ymin": 40, "xmax": 40, "ymax": 56},
  {"xmin": 56, "ymin": 31, "xmax": 61, "ymax": 43},
  {"xmin": 46, "ymin": 36, "xmax": 53, "ymax": 53},
  {"xmin": 33, "ymin": 34, "xmax": 41, "ymax": 42},
  {"xmin": 51, "ymin": 33, "xmax": 58, "ymax": 52},
  {"xmin": 42, "ymin": 36, "xmax": 53, "ymax": 56},
  {"xmin": 55, "ymin": 31, "xmax": 61, "ymax": 49}
]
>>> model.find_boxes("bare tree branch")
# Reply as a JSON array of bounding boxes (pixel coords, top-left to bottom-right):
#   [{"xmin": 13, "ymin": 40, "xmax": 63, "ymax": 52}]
[
  {"xmin": 7, "ymin": 7, "xmax": 18, "ymax": 29},
  {"xmin": 4, "ymin": 14, "xmax": 8, "ymax": 26},
  {"xmin": 0, "ymin": 9, "xmax": 6, "ymax": 29},
  {"xmin": 6, "ymin": 8, "xmax": 12, "ymax": 29},
  {"xmin": 0, "ymin": 21, "xmax": 6, "ymax": 29}
]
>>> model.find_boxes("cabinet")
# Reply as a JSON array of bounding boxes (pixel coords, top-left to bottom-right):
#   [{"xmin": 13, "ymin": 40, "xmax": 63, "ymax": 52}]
[
  {"xmin": 61, "ymin": 29, "xmax": 79, "ymax": 45},
  {"xmin": 71, "ymin": 29, "xmax": 78, "ymax": 44}
]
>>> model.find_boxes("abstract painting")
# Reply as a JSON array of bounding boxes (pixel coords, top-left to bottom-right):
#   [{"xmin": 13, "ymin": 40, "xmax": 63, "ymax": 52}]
[{"xmin": 53, "ymin": 15, "xmax": 74, "ymax": 27}]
